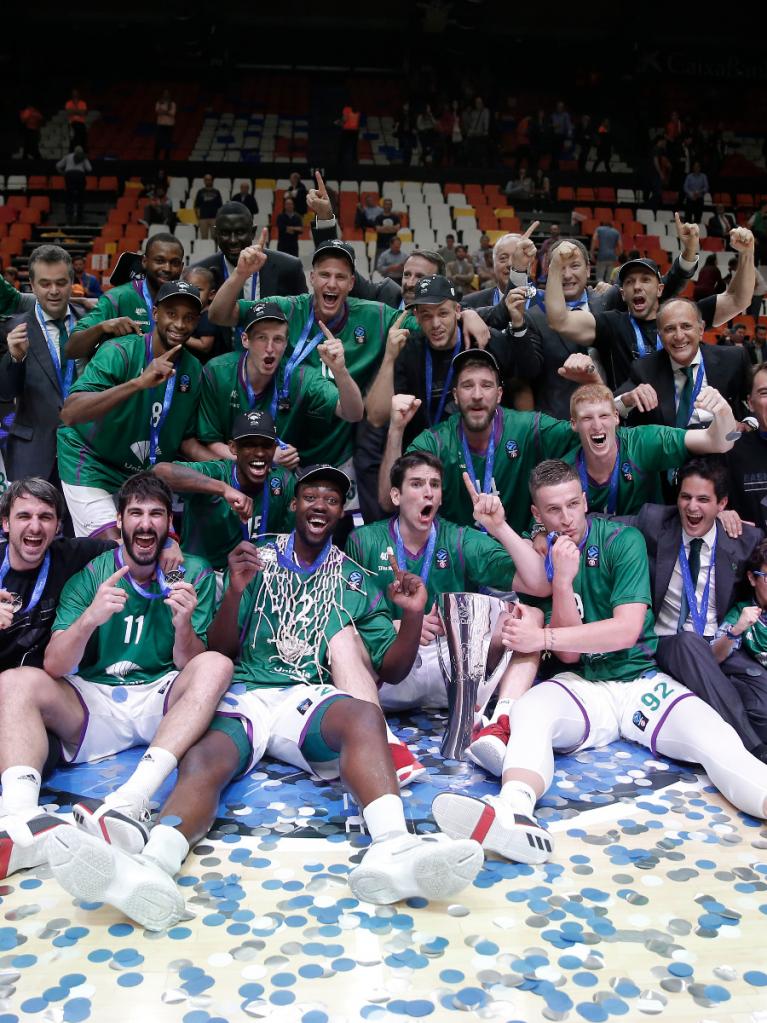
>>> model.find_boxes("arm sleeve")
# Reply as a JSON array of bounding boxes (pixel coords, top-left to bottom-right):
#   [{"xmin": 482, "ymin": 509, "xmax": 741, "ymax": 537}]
[
  {"xmin": 189, "ymin": 562, "xmax": 217, "ymax": 642},
  {"xmin": 606, "ymin": 527, "xmax": 653, "ymax": 608},
  {"xmin": 68, "ymin": 340, "xmax": 132, "ymax": 394},
  {"xmin": 0, "ymin": 278, "xmax": 21, "ymax": 317},
  {"xmin": 0, "ymin": 351, "xmax": 26, "ymax": 401},
  {"xmin": 70, "ymin": 290, "xmax": 122, "ymax": 335},
  {"xmin": 487, "ymin": 325, "xmax": 543, "ymax": 379},
  {"xmin": 461, "ymin": 528, "xmax": 517, "ymax": 591},
  {"xmin": 196, "ymin": 366, "xmax": 228, "ymax": 444},
  {"xmin": 52, "ymin": 565, "xmax": 98, "ymax": 633},
  {"xmin": 296, "ymin": 366, "xmax": 340, "ymax": 419},
  {"xmin": 633, "ymin": 425, "xmax": 689, "ymax": 470}
]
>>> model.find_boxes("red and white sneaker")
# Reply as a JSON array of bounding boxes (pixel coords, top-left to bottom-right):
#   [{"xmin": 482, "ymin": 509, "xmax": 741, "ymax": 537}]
[
  {"xmin": 431, "ymin": 791, "xmax": 553, "ymax": 864},
  {"xmin": 466, "ymin": 715, "xmax": 510, "ymax": 777},
  {"xmin": 73, "ymin": 796, "xmax": 150, "ymax": 855},
  {"xmin": 388, "ymin": 742, "xmax": 427, "ymax": 787},
  {"xmin": 0, "ymin": 811, "xmax": 66, "ymax": 879}
]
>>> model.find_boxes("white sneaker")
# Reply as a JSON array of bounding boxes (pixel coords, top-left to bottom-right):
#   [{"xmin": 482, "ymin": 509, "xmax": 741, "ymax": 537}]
[
  {"xmin": 431, "ymin": 791, "xmax": 553, "ymax": 864},
  {"xmin": 0, "ymin": 811, "xmax": 65, "ymax": 879},
  {"xmin": 72, "ymin": 796, "xmax": 150, "ymax": 855},
  {"xmin": 48, "ymin": 826, "xmax": 186, "ymax": 932},
  {"xmin": 465, "ymin": 715, "xmax": 510, "ymax": 777},
  {"xmin": 348, "ymin": 831, "xmax": 483, "ymax": 905}
]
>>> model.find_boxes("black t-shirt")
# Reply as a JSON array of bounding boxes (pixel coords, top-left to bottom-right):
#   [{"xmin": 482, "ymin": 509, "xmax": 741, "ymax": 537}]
[
  {"xmin": 726, "ymin": 431, "xmax": 767, "ymax": 528},
  {"xmin": 592, "ymin": 295, "xmax": 717, "ymax": 390},
  {"xmin": 374, "ymin": 212, "xmax": 402, "ymax": 251},
  {"xmin": 276, "ymin": 212, "xmax": 303, "ymax": 256},
  {"xmin": 0, "ymin": 536, "xmax": 114, "ymax": 672},
  {"xmin": 194, "ymin": 188, "xmax": 223, "ymax": 219},
  {"xmin": 194, "ymin": 309, "xmax": 231, "ymax": 364}
]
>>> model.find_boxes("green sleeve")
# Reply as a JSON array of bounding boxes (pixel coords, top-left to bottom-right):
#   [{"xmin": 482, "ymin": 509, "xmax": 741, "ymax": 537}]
[
  {"xmin": 196, "ymin": 364, "xmax": 229, "ymax": 443},
  {"xmin": 53, "ymin": 565, "xmax": 98, "ymax": 632},
  {"xmin": 723, "ymin": 601, "xmax": 747, "ymax": 627},
  {"xmin": 606, "ymin": 527, "xmax": 652, "ymax": 609},
  {"xmin": 407, "ymin": 427, "xmax": 439, "ymax": 456},
  {"xmin": 0, "ymin": 277, "xmax": 21, "ymax": 317},
  {"xmin": 344, "ymin": 531, "xmax": 364, "ymax": 565},
  {"xmin": 631, "ymin": 426, "xmax": 689, "ymax": 470},
  {"xmin": 188, "ymin": 561, "xmax": 217, "ymax": 641},
  {"xmin": 297, "ymin": 366, "xmax": 340, "ymax": 419},
  {"xmin": 237, "ymin": 295, "xmax": 293, "ymax": 329},
  {"xmin": 535, "ymin": 412, "xmax": 580, "ymax": 460},
  {"xmin": 381, "ymin": 304, "xmax": 417, "ymax": 334},
  {"xmin": 460, "ymin": 527, "xmax": 517, "ymax": 591},
  {"xmin": 68, "ymin": 339, "xmax": 136, "ymax": 394},
  {"xmin": 70, "ymin": 290, "xmax": 122, "ymax": 334},
  {"xmin": 352, "ymin": 592, "xmax": 398, "ymax": 671},
  {"xmin": 174, "ymin": 460, "xmax": 229, "ymax": 483}
]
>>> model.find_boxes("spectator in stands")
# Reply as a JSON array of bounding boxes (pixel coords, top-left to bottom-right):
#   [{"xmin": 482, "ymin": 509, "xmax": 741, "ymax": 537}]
[
  {"xmin": 648, "ymin": 137, "xmax": 672, "ymax": 211},
  {"xmin": 750, "ymin": 267, "xmax": 767, "ymax": 328},
  {"xmin": 590, "ymin": 219, "xmax": 623, "ymax": 282},
  {"xmin": 756, "ymin": 324, "xmax": 767, "ymax": 362},
  {"xmin": 574, "ymin": 113, "xmax": 594, "ymax": 172},
  {"xmin": 593, "ymin": 117, "xmax": 612, "ymax": 172},
  {"xmin": 338, "ymin": 103, "xmax": 361, "ymax": 169},
  {"xmin": 376, "ymin": 236, "xmax": 407, "ymax": 284},
  {"xmin": 749, "ymin": 201, "xmax": 767, "ymax": 266},
  {"xmin": 276, "ymin": 197, "xmax": 303, "ymax": 257},
  {"xmin": 446, "ymin": 244, "xmax": 476, "ymax": 297},
  {"xmin": 707, "ymin": 203, "xmax": 736, "ymax": 240},
  {"xmin": 65, "ymin": 89, "xmax": 88, "ymax": 150},
  {"xmin": 284, "ymin": 173, "xmax": 308, "ymax": 217},
  {"xmin": 233, "ymin": 182, "xmax": 258, "ymax": 219},
  {"xmin": 374, "ymin": 198, "xmax": 402, "ymax": 254},
  {"xmin": 439, "ymin": 234, "xmax": 457, "ymax": 265},
  {"xmin": 72, "ymin": 255, "xmax": 101, "ymax": 299},
  {"xmin": 463, "ymin": 96, "xmax": 490, "ymax": 165},
  {"xmin": 504, "ymin": 168, "xmax": 533, "ymax": 202},
  {"xmin": 416, "ymin": 104, "xmax": 439, "ymax": 164},
  {"xmin": 531, "ymin": 167, "xmax": 551, "ymax": 206},
  {"xmin": 549, "ymin": 100, "xmax": 572, "ymax": 171},
  {"xmin": 143, "ymin": 188, "xmax": 176, "ymax": 231},
  {"xmin": 154, "ymin": 89, "xmax": 176, "ymax": 163},
  {"xmin": 56, "ymin": 147, "xmax": 91, "ymax": 225},
  {"xmin": 439, "ymin": 100, "xmax": 463, "ymax": 165},
  {"xmin": 19, "ymin": 104, "xmax": 43, "ymax": 159},
  {"xmin": 394, "ymin": 101, "xmax": 415, "ymax": 167},
  {"xmin": 355, "ymin": 194, "xmax": 383, "ymax": 230},
  {"xmin": 194, "ymin": 175, "xmax": 223, "ymax": 240},
  {"xmin": 683, "ymin": 160, "xmax": 709, "ymax": 223},
  {"xmin": 693, "ymin": 253, "xmax": 724, "ymax": 301}
]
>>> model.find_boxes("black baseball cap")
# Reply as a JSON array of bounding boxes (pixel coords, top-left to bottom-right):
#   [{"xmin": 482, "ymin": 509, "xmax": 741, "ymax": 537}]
[
  {"xmin": 155, "ymin": 280, "xmax": 202, "ymax": 307},
  {"xmin": 231, "ymin": 410, "xmax": 278, "ymax": 442},
  {"xmin": 452, "ymin": 348, "xmax": 502, "ymax": 383},
  {"xmin": 312, "ymin": 240, "xmax": 356, "ymax": 270},
  {"xmin": 242, "ymin": 301, "xmax": 289, "ymax": 332},
  {"xmin": 617, "ymin": 257, "xmax": 662, "ymax": 284},
  {"xmin": 110, "ymin": 251, "xmax": 143, "ymax": 286},
  {"xmin": 295, "ymin": 463, "xmax": 351, "ymax": 498},
  {"xmin": 408, "ymin": 274, "xmax": 458, "ymax": 307}
]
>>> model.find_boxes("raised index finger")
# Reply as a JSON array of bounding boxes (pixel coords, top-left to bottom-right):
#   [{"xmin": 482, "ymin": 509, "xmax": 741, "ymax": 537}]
[
  {"xmin": 674, "ymin": 211, "xmax": 684, "ymax": 231},
  {"xmin": 462, "ymin": 471, "xmax": 480, "ymax": 504},
  {"xmin": 315, "ymin": 170, "xmax": 328, "ymax": 196},
  {"xmin": 393, "ymin": 309, "xmax": 408, "ymax": 330},
  {"xmin": 257, "ymin": 226, "xmax": 269, "ymax": 249},
  {"xmin": 317, "ymin": 320, "xmax": 335, "ymax": 341},
  {"xmin": 161, "ymin": 344, "xmax": 183, "ymax": 360},
  {"xmin": 521, "ymin": 219, "xmax": 540, "ymax": 241},
  {"xmin": 105, "ymin": 565, "xmax": 130, "ymax": 586},
  {"xmin": 386, "ymin": 546, "xmax": 402, "ymax": 578}
]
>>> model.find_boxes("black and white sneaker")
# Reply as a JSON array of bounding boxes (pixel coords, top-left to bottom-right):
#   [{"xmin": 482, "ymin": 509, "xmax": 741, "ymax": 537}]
[
  {"xmin": 0, "ymin": 811, "xmax": 66, "ymax": 879},
  {"xmin": 432, "ymin": 791, "xmax": 553, "ymax": 864},
  {"xmin": 72, "ymin": 796, "xmax": 150, "ymax": 855}
]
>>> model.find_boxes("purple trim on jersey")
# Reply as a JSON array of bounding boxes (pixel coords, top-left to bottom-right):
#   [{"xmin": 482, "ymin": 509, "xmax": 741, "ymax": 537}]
[
  {"xmin": 456, "ymin": 526, "xmax": 467, "ymax": 573},
  {"xmin": 387, "ymin": 516, "xmax": 435, "ymax": 559},
  {"xmin": 59, "ymin": 678, "xmax": 89, "ymax": 764},
  {"xmin": 549, "ymin": 678, "xmax": 591, "ymax": 752},
  {"xmin": 73, "ymin": 444, "xmax": 91, "ymax": 485},
  {"xmin": 88, "ymin": 520, "xmax": 117, "ymax": 538},
  {"xmin": 650, "ymin": 690, "xmax": 694, "ymax": 756}
]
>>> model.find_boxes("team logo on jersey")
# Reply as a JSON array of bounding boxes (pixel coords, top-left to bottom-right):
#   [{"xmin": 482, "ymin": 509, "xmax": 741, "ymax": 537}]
[
  {"xmin": 347, "ymin": 570, "xmax": 364, "ymax": 591},
  {"xmin": 178, "ymin": 373, "xmax": 191, "ymax": 394},
  {"xmin": 269, "ymin": 477, "xmax": 283, "ymax": 496},
  {"xmin": 632, "ymin": 710, "xmax": 648, "ymax": 731},
  {"xmin": 505, "ymin": 439, "xmax": 519, "ymax": 459},
  {"xmin": 353, "ymin": 325, "xmax": 367, "ymax": 344},
  {"xmin": 586, "ymin": 544, "xmax": 600, "ymax": 567},
  {"xmin": 621, "ymin": 461, "xmax": 633, "ymax": 482},
  {"xmin": 436, "ymin": 548, "xmax": 449, "ymax": 569},
  {"xmin": 130, "ymin": 440, "xmax": 151, "ymax": 464}
]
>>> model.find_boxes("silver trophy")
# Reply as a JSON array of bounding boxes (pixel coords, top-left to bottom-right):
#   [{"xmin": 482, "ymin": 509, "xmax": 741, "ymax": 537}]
[{"xmin": 436, "ymin": 591, "xmax": 516, "ymax": 760}]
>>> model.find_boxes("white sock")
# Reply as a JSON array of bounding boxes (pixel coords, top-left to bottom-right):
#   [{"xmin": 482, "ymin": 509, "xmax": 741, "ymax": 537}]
[
  {"xmin": 363, "ymin": 793, "xmax": 407, "ymax": 842},
  {"xmin": 491, "ymin": 697, "xmax": 515, "ymax": 723},
  {"xmin": 1, "ymin": 766, "xmax": 41, "ymax": 815},
  {"xmin": 500, "ymin": 780, "xmax": 537, "ymax": 817},
  {"xmin": 384, "ymin": 721, "xmax": 403, "ymax": 747},
  {"xmin": 143, "ymin": 823, "xmax": 189, "ymax": 877},
  {"xmin": 107, "ymin": 747, "xmax": 178, "ymax": 812}
]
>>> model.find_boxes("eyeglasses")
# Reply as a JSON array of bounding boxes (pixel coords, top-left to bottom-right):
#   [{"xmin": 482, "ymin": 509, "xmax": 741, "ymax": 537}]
[{"xmin": 752, "ymin": 570, "xmax": 767, "ymax": 578}]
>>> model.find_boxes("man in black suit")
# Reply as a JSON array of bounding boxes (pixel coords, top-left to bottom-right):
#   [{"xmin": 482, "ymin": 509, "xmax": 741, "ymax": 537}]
[
  {"xmin": 615, "ymin": 297, "xmax": 751, "ymax": 427},
  {"xmin": 618, "ymin": 459, "xmax": 767, "ymax": 759},
  {"xmin": 706, "ymin": 204, "xmax": 736, "ymax": 240},
  {"xmin": 0, "ymin": 245, "xmax": 83, "ymax": 486}
]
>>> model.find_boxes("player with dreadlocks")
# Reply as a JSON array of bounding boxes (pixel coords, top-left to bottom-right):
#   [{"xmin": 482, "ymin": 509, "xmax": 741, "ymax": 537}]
[{"xmin": 47, "ymin": 464, "xmax": 484, "ymax": 931}]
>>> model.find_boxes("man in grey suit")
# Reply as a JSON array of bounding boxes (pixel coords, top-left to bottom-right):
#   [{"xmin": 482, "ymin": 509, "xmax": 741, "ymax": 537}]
[
  {"xmin": 617, "ymin": 458, "xmax": 767, "ymax": 760},
  {"xmin": 0, "ymin": 245, "xmax": 81, "ymax": 486}
]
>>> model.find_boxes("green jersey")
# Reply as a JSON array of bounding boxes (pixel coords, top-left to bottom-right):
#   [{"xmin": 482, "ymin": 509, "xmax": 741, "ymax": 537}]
[
  {"xmin": 563, "ymin": 516, "xmax": 657, "ymax": 682},
  {"xmin": 176, "ymin": 459, "xmax": 295, "ymax": 570},
  {"xmin": 408, "ymin": 408, "xmax": 578, "ymax": 533},
  {"xmin": 235, "ymin": 293, "xmax": 415, "ymax": 464},
  {"xmin": 564, "ymin": 426, "xmax": 688, "ymax": 515},
  {"xmin": 52, "ymin": 549, "xmax": 216, "ymax": 686},
  {"xmin": 0, "ymin": 276, "xmax": 22, "ymax": 317},
  {"xmin": 723, "ymin": 602, "xmax": 767, "ymax": 666},
  {"xmin": 233, "ymin": 536, "xmax": 396, "ymax": 689},
  {"xmin": 57, "ymin": 335, "xmax": 202, "ymax": 491},
  {"xmin": 196, "ymin": 351, "xmax": 339, "ymax": 455},
  {"xmin": 70, "ymin": 281, "xmax": 152, "ymax": 339},
  {"xmin": 345, "ymin": 515, "xmax": 516, "ymax": 617}
]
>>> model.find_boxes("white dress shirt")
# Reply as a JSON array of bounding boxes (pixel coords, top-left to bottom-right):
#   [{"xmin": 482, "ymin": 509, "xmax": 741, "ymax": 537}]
[
  {"xmin": 656, "ymin": 522, "xmax": 718, "ymax": 638},
  {"xmin": 224, "ymin": 258, "xmax": 261, "ymax": 303}
]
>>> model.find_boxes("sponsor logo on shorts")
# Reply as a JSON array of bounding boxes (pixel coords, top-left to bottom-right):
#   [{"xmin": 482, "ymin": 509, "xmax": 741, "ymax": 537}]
[
  {"xmin": 178, "ymin": 373, "xmax": 191, "ymax": 394},
  {"xmin": 505, "ymin": 439, "xmax": 519, "ymax": 459},
  {"xmin": 586, "ymin": 544, "xmax": 600, "ymax": 568},
  {"xmin": 632, "ymin": 710, "xmax": 648, "ymax": 731},
  {"xmin": 435, "ymin": 547, "xmax": 449, "ymax": 569},
  {"xmin": 353, "ymin": 325, "xmax": 366, "ymax": 344},
  {"xmin": 269, "ymin": 477, "xmax": 282, "ymax": 496},
  {"xmin": 347, "ymin": 570, "xmax": 364, "ymax": 591},
  {"xmin": 621, "ymin": 461, "xmax": 633, "ymax": 482},
  {"xmin": 296, "ymin": 697, "xmax": 312, "ymax": 715}
]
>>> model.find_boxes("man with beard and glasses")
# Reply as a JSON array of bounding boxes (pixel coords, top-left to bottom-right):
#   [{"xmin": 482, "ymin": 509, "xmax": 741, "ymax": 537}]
[
  {"xmin": 0, "ymin": 473, "xmax": 230, "ymax": 882},
  {"xmin": 57, "ymin": 282, "xmax": 204, "ymax": 540},
  {"xmin": 46, "ymin": 465, "xmax": 484, "ymax": 931},
  {"xmin": 378, "ymin": 350, "xmax": 579, "ymax": 532},
  {"xmin": 65, "ymin": 235, "xmax": 185, "ymax": 360}
]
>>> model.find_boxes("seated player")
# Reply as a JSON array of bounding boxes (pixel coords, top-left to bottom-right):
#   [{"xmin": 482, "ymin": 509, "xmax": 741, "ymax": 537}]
[
  {"xmin": 153, "ymin": 410, "xmax": 294, "ymax": 576},
  {"xmin": 712, "ymin": 536, "xmax": 767, "ymax": 683},
  {"xmin": 565, "ymin": 382, "xmax": 738, "ymax": 514},
  {"xmin": 0, "ymin": 473, "xmax": 231, "ymax": 879},
  {"xmin": 432, "ymin": 460, "xmax": 767, "ymax": 864},
  {"xmin": 57, "ymin": 280, "xmax": 204, "ymax": 539},
  {"xmin": 191, "ymin": 301, "xmax": 363, "ymax": 470},
  {"xmin": 47, "ymin": 465, "xmax": 483, "ymax": 930}
]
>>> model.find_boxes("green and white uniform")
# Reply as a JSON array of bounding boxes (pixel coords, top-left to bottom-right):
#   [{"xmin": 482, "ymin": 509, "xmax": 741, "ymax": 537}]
[
  {"xmin": 52, "ymin": 548, "xmax": 216, "ymax": 763},
  {"xmin": 196, "ymin": 351, "xmax": 339, "ymax": 454},
  {"xmin": 407, "ymin": 408, "xmax": 578, "ymax": 534},
  {"xmin": 564, "ymin": 425, "xmax": 689, "ymax": 515},
  {"xmin": 70, "ymin": 281, "xmax": 153, "ymax": 339},
  {"xmin": 175, "ymin": 459, "xmax": 295, "ymax": 570},
  {"xmin": 723, "ymin": 603, "xmax": 767, "ymax": 666}
]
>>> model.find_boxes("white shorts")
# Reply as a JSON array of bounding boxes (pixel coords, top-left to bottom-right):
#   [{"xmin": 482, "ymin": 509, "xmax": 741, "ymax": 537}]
[
  {"xmin": 215, "ymin": 682, "xmax": 350, "ymax": 778},
  {"xmin": 549, "ymin": 670, "xmax": 694, "ymax": 756},
  {"xmin": 61, "ymin": 670, "xmax": 179, "ymax": 764},
  {"xmin": 378, "ymin": 640, "xmax": 448, "ymax": 711},
  {"xmin": 61, "ymin": 481, "xmax": 118, "ymax": 537}
]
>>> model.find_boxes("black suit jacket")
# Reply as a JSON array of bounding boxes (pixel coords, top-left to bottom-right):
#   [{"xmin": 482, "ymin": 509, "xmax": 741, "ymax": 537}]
[
  {"xmin": 615, "ymin": 343, "xmax": 751, "ymax": 426},
  {"xmin": 0, "ymin": 310, "xmax": 73, "ymax": 480},
  {"xmin": 620, "ymin": 503, "xmax": 763, "ymax": 622},
  {"xmin": 461, "ymin": 285, "xmax": 497, "ymax": 309},
  {"xmin": 706, "ymin": 213, "xmax": 736, "ymax": 238},
  {"xmin": 192, "ymin": 249, "xmax": 307, "ymax": 297}
]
